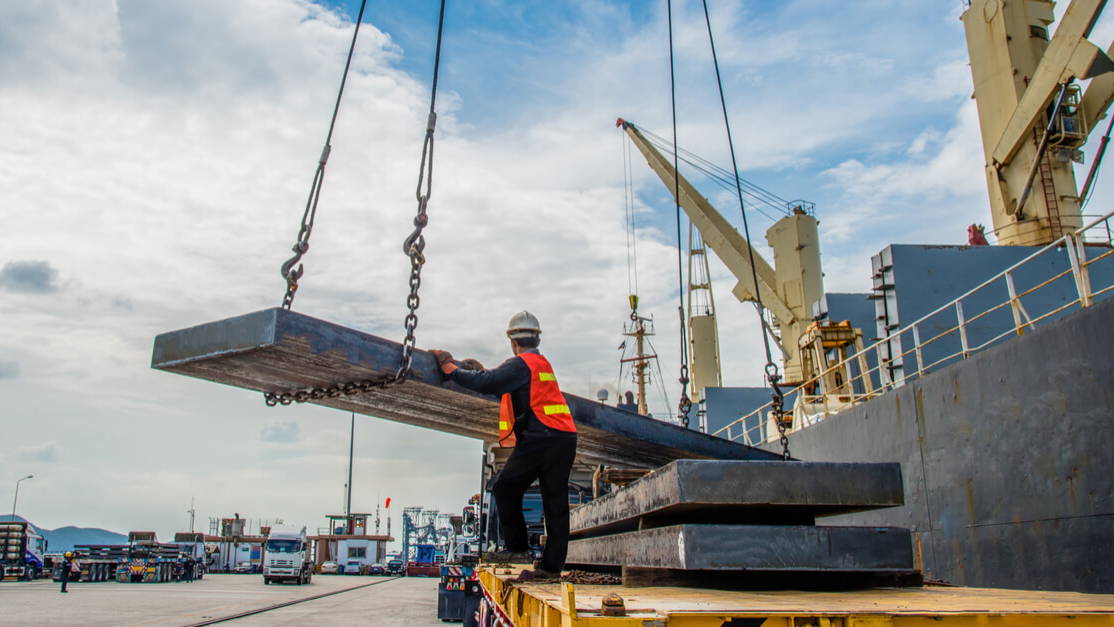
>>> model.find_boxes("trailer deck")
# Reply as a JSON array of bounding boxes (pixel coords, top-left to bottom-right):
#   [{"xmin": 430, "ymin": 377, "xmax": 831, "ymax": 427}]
[{"xmin": 478, "ymin": 567, "xmax": 1114, "ymax": 626}]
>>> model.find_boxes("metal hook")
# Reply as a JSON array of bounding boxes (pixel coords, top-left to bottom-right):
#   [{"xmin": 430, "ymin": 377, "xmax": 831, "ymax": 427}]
[{"xmin": 280, "ymin": 242, "xmax": 309, "ymax": 286}]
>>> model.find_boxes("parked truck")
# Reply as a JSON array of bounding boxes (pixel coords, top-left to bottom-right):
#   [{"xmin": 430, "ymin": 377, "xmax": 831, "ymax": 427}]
[
  {"xmin": 64, "ymin": 545, "xmax": 127, "ymax": 582},
  {"xmin": 118, "ymin": 531, "xmax": 192, "ymax": 583},
  {"xmin": 262, "ymin": 525, "xmax": 313, "ymax": 585},
  {"xmin": 0, "ymin": 521, "xmax": 47, "ymax": 580},
  {"xmin": 173, "ymin": 532, "xmax": 206, "ymax": 580}
]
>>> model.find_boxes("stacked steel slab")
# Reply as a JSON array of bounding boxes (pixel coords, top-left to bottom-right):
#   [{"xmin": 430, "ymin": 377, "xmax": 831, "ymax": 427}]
[
  {"xmin": 567, "ymin": 459, "xmax": 918, "ymax": 587},
  {"xmin": 150, "ymin": 308, "xmax": 782, "ymax": 468}
]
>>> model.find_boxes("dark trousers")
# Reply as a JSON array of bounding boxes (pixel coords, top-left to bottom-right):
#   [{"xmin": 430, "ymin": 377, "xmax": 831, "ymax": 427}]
[
  {"xmin": 59, "ymin": 568, "xmax": 69, "ymax": 593},
  {"xmin": 492, "ymin": 435, "xmax": 577, "ymax": 573}
]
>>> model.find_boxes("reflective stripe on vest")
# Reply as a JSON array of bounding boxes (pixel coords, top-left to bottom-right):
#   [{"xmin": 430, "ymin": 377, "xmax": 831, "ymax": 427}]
[
  {"xmin": 496, "ymin": 352, "xmax": 576, "ymax": 446},
  {"xmin": 498, "ymin": 395, "xmax": 517, "ymax": 447}
]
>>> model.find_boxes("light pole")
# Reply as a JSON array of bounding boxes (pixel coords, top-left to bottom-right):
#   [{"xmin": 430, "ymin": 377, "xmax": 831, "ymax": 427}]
[{"xmin": 11, "ymin": 475, "xmax": 33, "ymax": 521}]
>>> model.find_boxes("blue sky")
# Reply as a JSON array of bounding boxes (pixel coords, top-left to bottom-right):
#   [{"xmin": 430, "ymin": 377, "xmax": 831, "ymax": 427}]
[{"xmin": 0, "ymin": 0, "xmax": 1110, "ymax": 541}]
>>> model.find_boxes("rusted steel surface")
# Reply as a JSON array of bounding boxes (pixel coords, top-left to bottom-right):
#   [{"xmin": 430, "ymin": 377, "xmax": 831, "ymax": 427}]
[
  {"xmin": 566, "ymin": 524, "xmax": 915, "ymax": 572},
  {"xmin": 151, "ymin": 308, "xmax": 781, "ymax": 467},
  {"xmin": 570, "ymin": 459, "xmax": 904, "ymax": 537}
]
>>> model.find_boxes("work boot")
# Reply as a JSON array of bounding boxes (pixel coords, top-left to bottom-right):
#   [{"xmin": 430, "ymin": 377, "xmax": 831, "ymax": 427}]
[
  {"xmin": 515, "ymin": 568, "xmax": 561, "ymax": 583},
  {"xmin": 482, "ymin": 549, "xmax": 531, "ymax": 564}
]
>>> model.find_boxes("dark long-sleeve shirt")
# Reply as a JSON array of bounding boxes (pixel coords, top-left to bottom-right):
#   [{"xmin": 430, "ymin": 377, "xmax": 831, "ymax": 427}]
[{"xmin": 449, "ymin": 349, "xmax": 576, "ymax": 443}]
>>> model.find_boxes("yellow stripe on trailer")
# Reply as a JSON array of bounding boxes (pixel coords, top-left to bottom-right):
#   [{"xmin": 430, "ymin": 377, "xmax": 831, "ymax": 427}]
[{"xmin": 477, "ymin": 567, "xmax": 1114, "ymax": 626}]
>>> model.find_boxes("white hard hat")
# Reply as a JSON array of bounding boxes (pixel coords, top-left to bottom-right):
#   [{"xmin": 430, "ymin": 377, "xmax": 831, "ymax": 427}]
[{"xmin": 506, "ymin": 311, "xmax": 542, "ymax": 339}]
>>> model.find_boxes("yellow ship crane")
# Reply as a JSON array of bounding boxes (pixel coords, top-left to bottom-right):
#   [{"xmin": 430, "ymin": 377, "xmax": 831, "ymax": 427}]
[
  {"xmin": 962, "ymin": 0, "xmax": 1114, "ymax": 246},
  {"xmin": 617, "ymin": 120, "xmax": 871, "ymax": 416}
]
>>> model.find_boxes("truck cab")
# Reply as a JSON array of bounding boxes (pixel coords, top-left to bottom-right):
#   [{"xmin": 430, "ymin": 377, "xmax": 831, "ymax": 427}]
[{"xmin": 262, "ymin": 525, "xmax": 313, "ymax": 585}]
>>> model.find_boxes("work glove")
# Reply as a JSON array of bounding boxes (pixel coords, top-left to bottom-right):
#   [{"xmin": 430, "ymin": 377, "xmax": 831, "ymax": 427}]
[
  {"xmin": 459, "ymin": 358, "xmax": 485, "ymax": 371},
  {"xmin": 429, "ymin": 349, "xmax": 456, "ymax": 375}
]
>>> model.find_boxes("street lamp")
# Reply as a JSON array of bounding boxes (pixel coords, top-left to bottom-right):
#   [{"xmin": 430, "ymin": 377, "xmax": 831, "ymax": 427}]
[{"xmin": 11, "ymin": 475, "xmax": 33, "ymax": 521}]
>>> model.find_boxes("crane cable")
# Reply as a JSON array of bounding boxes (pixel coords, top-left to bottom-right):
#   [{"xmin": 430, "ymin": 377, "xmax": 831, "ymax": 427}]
[
  {"xmin": 667, "ymin": 0, "xmax": 693, "ymax": 429},
  {"xmin": 279, "ymin": 0, "xmax": 370, "ymax": 310},
  {"xmin": 622, "ymin": 132, "xmax": 640, "ymax": 298},
  {"xmin": 700, "ymin": 0, "xmax": 789, "ymax": 458}
]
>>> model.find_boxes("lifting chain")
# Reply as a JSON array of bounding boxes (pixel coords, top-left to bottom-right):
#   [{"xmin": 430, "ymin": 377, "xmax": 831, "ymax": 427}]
[
  {"xmin": 265, "ymin": 0, "xmax": 447, "ymax": 406},
  {"xmin": 397, "ymin": 109, "xmax": 437, "ymax": 381},
  {"xmin": 766, "ymin": 362, "xmax": 791, "ymax": 460},
  {"xmin": 677, "ymin": 303, "xmax": 692, "ymax": 428}
]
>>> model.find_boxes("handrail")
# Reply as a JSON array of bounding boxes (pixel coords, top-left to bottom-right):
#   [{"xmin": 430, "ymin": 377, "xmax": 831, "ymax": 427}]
[{"xmin": 715, "ymin": 209, "xmax": 1114, "ymax": 445}]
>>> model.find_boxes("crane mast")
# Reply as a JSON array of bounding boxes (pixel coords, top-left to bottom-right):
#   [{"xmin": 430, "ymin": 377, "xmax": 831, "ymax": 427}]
[{"xmin": 687, "ymin": 223, "xmax": 722, "ymax": 430}]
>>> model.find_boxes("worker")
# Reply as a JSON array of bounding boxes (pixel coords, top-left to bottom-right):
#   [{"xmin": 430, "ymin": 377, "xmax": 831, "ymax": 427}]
[
  {"xmin": 432, "ymin": 311, "xmax": 577, "ymax": 582},
  {"xmin": 59, "ymin": 551, "xmax": 75, "ymax": 593}
]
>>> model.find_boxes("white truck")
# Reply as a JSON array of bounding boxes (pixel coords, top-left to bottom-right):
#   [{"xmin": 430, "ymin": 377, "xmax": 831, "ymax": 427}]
[{"xmin": 262, "ymin": 525, "xmax": 313, "ymax": 585}]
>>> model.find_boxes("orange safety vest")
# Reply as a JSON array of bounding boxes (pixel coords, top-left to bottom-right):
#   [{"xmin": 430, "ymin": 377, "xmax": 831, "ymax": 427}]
[{"xmin": 498, "ymin": 352, "xmax": 576, "ymax": 447}]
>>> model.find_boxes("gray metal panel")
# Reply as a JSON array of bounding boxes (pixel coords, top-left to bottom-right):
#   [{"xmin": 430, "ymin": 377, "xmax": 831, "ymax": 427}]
[
  {"xmin": 570, "ymin": 459, "xmax": 904, "ymax": 537},
  {"xmin": 151, "ymin": 308, "xmax": 782, "ymax": 468},
  {"xmin": 703, "ymin": 386, "xmax": 777, "ymax": 436},
  {"xmin": 872, "ymin": 244, "xmax": 1114, "ymax": 380},
  {"xmin": 567, "ymin": 524, "xmax": 915, "ymax": 572},
  {"xmin": 765, "ymin": 294, "xmax": 1114, "ymax": 593}
]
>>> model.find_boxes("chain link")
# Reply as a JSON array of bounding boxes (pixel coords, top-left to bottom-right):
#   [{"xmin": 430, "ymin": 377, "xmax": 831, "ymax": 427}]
[
  {"xmin": 677, "ymin": 364, "xmax": 692, "ymax": 428},
  {"xmin": 263, "ymin": 373, "xmax": 400, "ymax": 407},
  {"xmin": 765, "ymin": 362, "xmax": 791, "ymax": 460}
]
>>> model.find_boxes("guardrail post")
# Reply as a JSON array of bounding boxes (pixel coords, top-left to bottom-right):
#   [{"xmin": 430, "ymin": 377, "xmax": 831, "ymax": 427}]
[
  {"xmin": 1004, "ymin": 271, "xmax": 1026, "ymax": 335},
  {"xmin": 1065, "ymin": 234, "xmax": 1093, "ymax": 308},
  {"xmin": 956, "ymin": 300, "xmax": 969, "ymax": 358},
  {"xmin": 910, "ymin": 324, "xmax": 925, "ymax": 377}
]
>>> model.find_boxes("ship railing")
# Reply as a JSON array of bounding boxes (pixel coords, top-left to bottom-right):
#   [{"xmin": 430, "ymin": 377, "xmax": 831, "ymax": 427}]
[{"xmin": 716, "ymin": 209, "xmax": 1114, "ymax": 446}]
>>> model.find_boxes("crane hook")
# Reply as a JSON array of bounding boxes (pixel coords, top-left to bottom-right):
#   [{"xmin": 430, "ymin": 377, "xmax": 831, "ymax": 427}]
[{"xmin": 280, "ymin": 241, "xmax": 309, "ymax": 288}]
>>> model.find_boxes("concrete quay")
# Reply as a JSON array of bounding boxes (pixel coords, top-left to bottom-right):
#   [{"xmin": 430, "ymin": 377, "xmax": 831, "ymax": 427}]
[{"xmin": 0, "ymin": 574, "xmax": 445, "ymax": 626}]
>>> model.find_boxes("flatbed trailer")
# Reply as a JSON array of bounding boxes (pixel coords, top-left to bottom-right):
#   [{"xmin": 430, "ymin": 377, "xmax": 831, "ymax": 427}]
[{"xmin": 477, "ymin": 567, "xmax": 1114, "ymax": 626}]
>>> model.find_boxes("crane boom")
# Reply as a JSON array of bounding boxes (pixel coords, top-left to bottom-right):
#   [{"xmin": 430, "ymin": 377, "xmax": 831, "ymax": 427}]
[
  {"xmin": 619, "ymin": 121, "xmax": 794, "ymax": 325},
  {"xmin": 618, "ymin": 119, "xmax": 829, "ymax": 385}
]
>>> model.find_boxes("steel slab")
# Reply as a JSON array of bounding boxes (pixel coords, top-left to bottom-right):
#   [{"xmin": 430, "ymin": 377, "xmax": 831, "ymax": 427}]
[
  {"xmin": 571, "ymin": 459, "xmax": 904, "ymax": 536},
  {"xmin": 566, "ymin": 524, "xmax": 915, "ymax": 572},
  {"xmin": 151, "ymin": 308, "xmax": 781, "ymax": 467}
]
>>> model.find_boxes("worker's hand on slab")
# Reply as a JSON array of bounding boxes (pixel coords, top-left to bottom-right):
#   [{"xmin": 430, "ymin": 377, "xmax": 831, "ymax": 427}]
[{"xmin": 430, "ymin": 349, "xmax": 457, "ymax": 374}]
